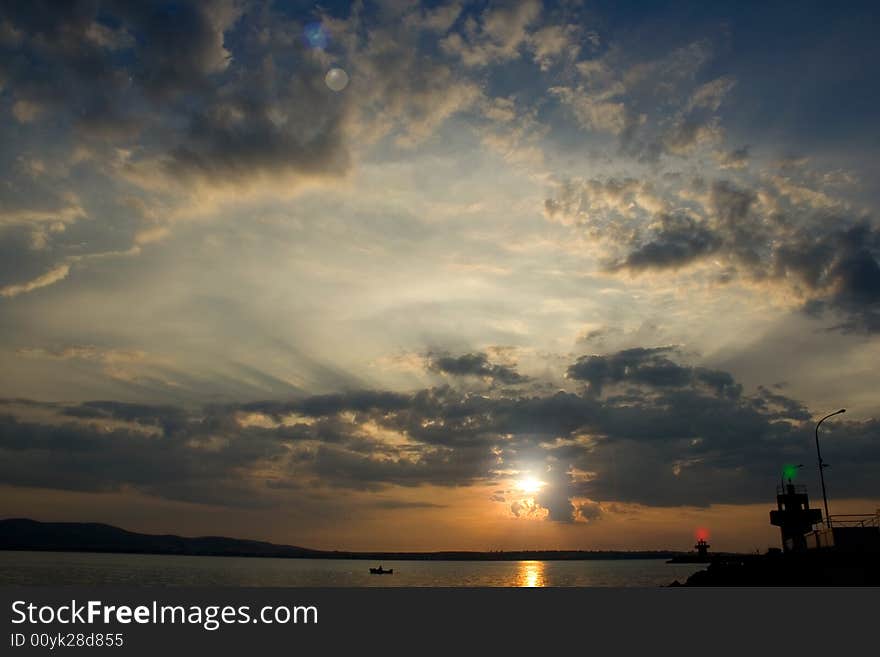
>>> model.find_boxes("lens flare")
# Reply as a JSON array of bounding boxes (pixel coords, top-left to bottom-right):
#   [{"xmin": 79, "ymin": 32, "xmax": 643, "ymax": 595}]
[
  {"xmin": 303, "ymin": 22, "xmax": 328, "ymax": 50},
  {"xmin": 325, "ymin": 68, "xmax": 349, "ymax": 92}
]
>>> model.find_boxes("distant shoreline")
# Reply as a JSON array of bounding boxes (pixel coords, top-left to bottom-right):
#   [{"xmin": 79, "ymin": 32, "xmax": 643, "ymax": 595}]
[
  {"xmin": 1, "ymin": 518, "xmax": 689, "ymax": 562},
  {"xmin": 1, "ymin": 547, "xmax": 686, "ymax": 562}
]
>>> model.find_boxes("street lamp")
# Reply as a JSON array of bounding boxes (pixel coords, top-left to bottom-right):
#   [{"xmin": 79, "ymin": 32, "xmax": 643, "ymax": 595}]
[{"xmin": 815, "ymin": 408, "xmax": 846, "ymax": 529}]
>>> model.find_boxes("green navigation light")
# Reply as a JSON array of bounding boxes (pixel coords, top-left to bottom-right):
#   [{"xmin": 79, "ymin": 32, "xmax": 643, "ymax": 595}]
[{"xmin": 782, "ymin": 464, "xmax": 800, "ymax": 481}]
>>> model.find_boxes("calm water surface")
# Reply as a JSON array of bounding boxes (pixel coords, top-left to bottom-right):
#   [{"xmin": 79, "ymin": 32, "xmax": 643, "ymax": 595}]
[{"xmin": 0, "ymin": 551, "xmax": 704, "ymax": 587}]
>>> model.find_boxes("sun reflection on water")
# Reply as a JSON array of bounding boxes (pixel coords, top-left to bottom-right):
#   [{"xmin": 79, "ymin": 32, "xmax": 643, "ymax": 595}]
[{"xmin": 517, "ymin": 561, "xmax": 546, "ymax": 587}]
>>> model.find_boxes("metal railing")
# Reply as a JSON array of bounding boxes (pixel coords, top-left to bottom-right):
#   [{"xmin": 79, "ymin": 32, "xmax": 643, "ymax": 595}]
[
  {"xmin": 776, "ymin": 483, "xmax": 810, "ymax": 496},
  {"xmin": 828, "ymin": 514, "xmax": 880, "ymax": 528}
]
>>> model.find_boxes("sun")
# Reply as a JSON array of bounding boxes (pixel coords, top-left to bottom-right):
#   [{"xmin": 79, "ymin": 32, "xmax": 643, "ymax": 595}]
[{"xmin": 516, "ymin": 476, "xmax": 544, "ymax": 495}]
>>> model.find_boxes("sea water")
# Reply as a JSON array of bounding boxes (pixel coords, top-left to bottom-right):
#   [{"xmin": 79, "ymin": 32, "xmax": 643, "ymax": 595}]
[{"xmin": 0, "ymin": 551, "xmax": 705, "ymax": 587}]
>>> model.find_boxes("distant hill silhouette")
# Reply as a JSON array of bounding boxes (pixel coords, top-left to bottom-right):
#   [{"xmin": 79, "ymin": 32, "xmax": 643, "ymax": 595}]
[
  {"xmin": 0, "ymin": 518, "xmax": 684, "ymax": 561},
  {"xmin": 0, "ymin": 518, "xmax": 320, "ymax": 558}
]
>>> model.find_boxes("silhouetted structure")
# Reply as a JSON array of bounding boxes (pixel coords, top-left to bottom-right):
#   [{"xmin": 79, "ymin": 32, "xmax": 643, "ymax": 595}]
[
  {"xmin": 804, "ymin": 513, "xmax": 880, "ymax": 552},
  {"xmin": 666, "ymin": 537, "xmax": 719, "ymax": 563},
  {"xmin": 694, "ymin": 538, "xmax": 710, "ymax": 560},
  {"xmin": 769, "ymin": 483, "xmax": 822, "ymax": 552},
  {"xmin": 680, "ymin": 484, "xmax": 879, "ymax": 585},
  {"xmin": 770, "ymin": 482, "xmax": 880, "ymax": 553}
]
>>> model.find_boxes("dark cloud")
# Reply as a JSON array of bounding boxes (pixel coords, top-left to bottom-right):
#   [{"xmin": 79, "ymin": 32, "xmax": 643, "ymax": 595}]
[
  {"xmin": 771, "ymin": 223, "xmax": 880, "ymax": 332},
  {"xmin": 239, "ymin": 390, "xmax": 411, "ymax": 418},
  {"xmin": 709, "ymin": 180, "xmax": 763, "ymax": 265},
  {"xmin": 165, "ymin": 88, "xmax": 349, "ymax": 183},
  {"xmin": 0, "ymin": 1, "xmax": 135, "ymax": 133},
  {"xmin": 0, "ymin": 0, "xmax": 235, "ymax": 137},
  {"xmin": 548, "ymin": 174, "xmax": 880, "ymax": 333},
  {"xmin": 0, "ymin": 0, "xmax": 350, "ymax": 186},
  {"xmin": 162, "ymin": 4, "xmax": 351, "ymax": 183},
  {"xmin": 113, "ymin": 1, "xmax": 238, "ymax": 100},
  {"xmin": 576, "ymin": 327, "xmax": 612, "ymax": 344},
  {"xmin": 695, "ymin": 368, "xmax": 744, "ymax": 399},
  {"xmin": 534, "ymin": 464, "xmax": 578, "ymax": 522},
  {"xmin": 427, "ymin": 351, "xmax": 527, "ymax": 385},
  {"xmin": 613, "ymin": 213, "xmax": 721, "ymax": 271},
  {"xmin": 566, "ymin": 347, "xmax": 741, "ymax": 398},
  {"xmin": 0, "ymin": 410, "xmax": 286, "ymax": 507},
  {"xmin": 62, "ymin": 400, "xmax": 190, "ymax": 435},
  {"xmin": 0, "ymin": 0, "xmax": 358, "ymax": 301},
  {"xmin": 750, "ymin": 386, "xmax": 811, "ymax": 422},
  {"xmin": 576, "ymin": 500, "xmax": 602, "ymax": 523},
  {"xmin": 2, "ymin": 350, "xmax": 878, "ymax": 519}
]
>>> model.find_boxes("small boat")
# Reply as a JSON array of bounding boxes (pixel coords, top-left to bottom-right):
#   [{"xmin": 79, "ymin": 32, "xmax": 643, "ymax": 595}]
[{"xmin": 369, "ymin": 566, "xmax": 393, "ymax": 575}]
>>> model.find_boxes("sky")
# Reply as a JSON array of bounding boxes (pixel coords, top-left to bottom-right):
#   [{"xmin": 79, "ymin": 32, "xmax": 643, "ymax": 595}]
[{"xmin": 1, "ymin": 0, "xmax": 879, "ymax": 552}]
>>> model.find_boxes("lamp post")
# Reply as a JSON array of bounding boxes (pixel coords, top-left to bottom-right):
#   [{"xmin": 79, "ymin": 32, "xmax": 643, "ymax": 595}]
[{"xmin": 815, "ymin": 409, "xmax": 846, "ymax": 529}]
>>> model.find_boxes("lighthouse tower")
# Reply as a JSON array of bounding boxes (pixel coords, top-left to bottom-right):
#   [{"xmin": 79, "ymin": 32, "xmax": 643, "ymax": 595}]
[
  {"xmin": 694, "ymin": 538, "xmax": 710, "ymax": 560},
  {"xmin": 770, "ymin": 482, "xmax": 823, "ymax": 552}
]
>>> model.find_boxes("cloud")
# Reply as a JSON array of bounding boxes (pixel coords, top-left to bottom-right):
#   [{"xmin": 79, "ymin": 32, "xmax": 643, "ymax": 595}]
[
  {"xmin": 528, "ymin": 23, "xmax": 582, "ymax": 71},
  {"xmin": 510, "ymin": 498, "xmax": 542, "ymax": 518},
  {"xmin": 567, "ymin": 347, "xmax": 743, "ymax": 398},
  {"xmin": 1, "ymin": 0, "xmax": 351, "ymax": 191},
  {"xmin": 576, "ymin": 500, "xmax": 603, "ymax": 523},
  {"xmin": 657, "ymin": 76, "xmax": 734, "ymax": 156},
  {"xmin": 404, "ymin": 2, "xmax": 463, "ymax": 33},
  {"xmin": 163, "ymin": 74, "xmax": 350, "ymax": 184},
  {"xmin": 0, "ymin": 1, "xmax": 420, "ymax": 294},
  {"xmin": 0, "ymin": 408, "xmax": 286, "ymax": 506},
  {"xmin": 553, "ymin": 39, "xmax": 725, "ymax": 160},
  {"xmin": 441, "ymin": 0, "xmax": 541, "ymax": 67},
  {"xmin": 543, "ymin": 177, "xmax": 667, "ymax": 227},
  {"xmin": 0, "ymin": 263, "xmax": 70, "ymax": 298},
  {"xmin": 11, "ymin": 99, "xmax": 43, "ymax": 123},
  {"xmin": 370, "ymin": 499, "xmax": 448, "ymax": 510},
  {"xmin": 0, "ymin": 192, "xmax": 86, "ymax": 228},
  {"xmin": 427, "ymin": 351, "xmax": 528, "ymax": 385},
  {"xmin": 0, "ymin": 0, "xmax": 240, "ymax": 110},
  {"xmin": 17, "ymin": 345, "xmax": 162, "ymax": 383},
  {"xmin": 0, "ymin": 1, "xmax": 879, "ymax": 531},
  {"xmin": 545, "ymin": 173, "xmax": 880, "ymax": 332},
  {"xmin": 611, "ymin": 213, "xmax": 721, "ymax": 271},
  {"xmin": 661, "ymin": 116, "xmax": 723, "ymax": 155},
  {"xmin": 2, "ymin": 349, "xmax": 876, "ymax": 515},
  {"xmin": 686, "ymin": 76, "xmax": 736, "ymax": 112},
  {"xmin": 129, "ymin": 8, "xmax": 354, "ymax": 190},
  {"xmin": 114, "ymin": 1, "xmax": 241, "ymax": 99},
  {"xmin": 549, "ymin": 85, "xmax": 633, "ymax": 136},
  {"xmin": 789, "ymin": 224, "xmax": 880, "ymax": 332},
  {"xmin": 342, "ymin": 10, "xmax": 482, "ymax": 147},
  {"xmin": 715, "ymin": 146, "xmax": 749, "ymax": 170}
]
